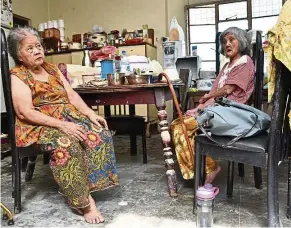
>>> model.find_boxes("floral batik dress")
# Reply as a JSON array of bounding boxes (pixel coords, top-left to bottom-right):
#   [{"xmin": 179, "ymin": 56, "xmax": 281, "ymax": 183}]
[{"xmin": 11, "ymin": 62, "xmax": 119, "ymax": 208}]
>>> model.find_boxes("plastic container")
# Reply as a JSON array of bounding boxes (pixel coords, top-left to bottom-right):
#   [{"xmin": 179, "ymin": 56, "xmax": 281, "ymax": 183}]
[
  {"xmin": 196, "ymin": 184, "xmax": 219, "ymax": 228},
  {"xmin": 120, "ymin": 51, "xmax": 131, "ymax": 75},
  {"xmin": 47, "ymin": 21, "xmax": 53, "ymax": 29},
  {"xmin": 53, "ymin": 20, "xmax": 58, "ymax": 28},
  {"xmin": 43, "ymin": 22, "xmax": 48, "ymax": 29},
  {"xmin": 192, "ymin": 45, "xmax": 197, "ymax": 56},
  {"xmin": 38, "ymin": 23, "xmax": 44, "ymax": 32},
  {"xmin": 101, "ymin": 60, "xmax": 114, "ymax": 80},
  {"xmin": 58, "ymin": 19, "xmax": 64, "ymax": 28}
]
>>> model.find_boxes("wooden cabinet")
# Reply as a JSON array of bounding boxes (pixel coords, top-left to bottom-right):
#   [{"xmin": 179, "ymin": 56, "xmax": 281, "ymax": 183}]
[
  {"xmin": 45, "ymin": 53, "xmax": 72, "ymax": 65},
  {"xmin": 44, "ymin": 50, "xmax": 88, "ymax": 65},
  {"xmin": 118, "ymin": 43, "xmax": 157, "ymax": 60}
]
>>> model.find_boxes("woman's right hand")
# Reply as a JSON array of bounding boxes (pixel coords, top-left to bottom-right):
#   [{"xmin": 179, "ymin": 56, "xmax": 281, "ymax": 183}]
[{"xmin": 58, "ymin": 122, "xmax": 86, "ymax": 141}]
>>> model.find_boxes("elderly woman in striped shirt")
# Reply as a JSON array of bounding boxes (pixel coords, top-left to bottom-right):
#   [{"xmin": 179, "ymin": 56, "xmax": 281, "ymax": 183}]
[{"xmin": 171, "ymin": 27, "xmax": 255, "ymax": 184}]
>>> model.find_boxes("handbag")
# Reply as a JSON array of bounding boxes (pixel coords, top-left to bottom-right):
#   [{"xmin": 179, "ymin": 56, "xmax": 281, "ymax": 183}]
[{"xmin": 196, "ymin": 97, "xmax": 271, "ymax": 147}]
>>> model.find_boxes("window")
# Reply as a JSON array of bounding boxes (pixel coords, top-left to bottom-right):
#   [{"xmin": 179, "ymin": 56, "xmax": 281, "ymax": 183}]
[
  {"xmin": 251, "ymin": 0, "xmax": 282, "ymax": 36},
  {"xmin": 188, "ymin": 5, "xmax": 216, "ymax": 70},
  {"xmin": 218, "ymin": 20, "xmax": 249, "ymax": 32},
  {"xmin": 219, "ymin": 1, "xmax": 247, "ymax": 20},
  {"xmin": 186, "ymin": 0, "xmax": 283, "ymax": 71},
  {"xmin": 252, "ymin": 16, "xmax": 278, "ymax": 36},
  {"xmin": 189, "ymin": 6, "xmax": 215, "ymax": 25},
  {"xmin": 252, "ymin": 0, "xmax": 282, "ymax": 17}
]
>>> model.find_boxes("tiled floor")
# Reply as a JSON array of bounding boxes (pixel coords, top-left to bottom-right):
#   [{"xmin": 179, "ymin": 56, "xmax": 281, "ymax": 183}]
[{"xmin": 1, "ymin": 135, "xmax": 290, "ymax": 227}]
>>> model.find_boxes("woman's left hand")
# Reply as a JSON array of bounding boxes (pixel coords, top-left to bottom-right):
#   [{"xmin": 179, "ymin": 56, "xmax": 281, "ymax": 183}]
[
  {"xmin": 87, "ymin": 112, "xmax": 108, "ymax": 129},
  {"xmin": 185, "ymin": 108, "xmax": 199, "ymax": 117},
  {"xmin": 185, "ymin": 103, "xmax": 205, "ymax": 117}
]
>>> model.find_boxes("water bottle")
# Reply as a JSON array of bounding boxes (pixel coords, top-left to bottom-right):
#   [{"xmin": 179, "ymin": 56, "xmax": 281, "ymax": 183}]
[
  {"xmin": 120, "ymin": 50, "xmax": 131, "ymax": 75},
  {"xmin": 196, "ymin": 184, "xmax": 219, "ymax": 228}
]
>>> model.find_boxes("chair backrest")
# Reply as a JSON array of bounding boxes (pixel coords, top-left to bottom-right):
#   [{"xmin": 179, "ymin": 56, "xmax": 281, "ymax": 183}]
[
  {"xmin": 270, "ymin": 60, "xmax": 291, "ymax": 160},
  {"xmin": 1, "ymin": 28, "xmax": 17, "ymax": 149},
  {"xmin": 252, "ymin": 31, "xmax": 264, "ymax": 110},
  {"xmin": 215, "ymin": 32, "xmax": 221, "ymax": 76},
  {"xmin": 179, "ymin": 68, "xmax": 191, "ymax": 112}
]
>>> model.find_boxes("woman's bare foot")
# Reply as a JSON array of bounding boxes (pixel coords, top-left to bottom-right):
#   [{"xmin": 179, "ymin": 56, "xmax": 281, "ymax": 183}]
[
  {"xmin": 72, "ymin": 208, "xmax": 84, "ymax": 215},
  {"xmin": 83, "ymin": 195, "xmax": 105, "ymax": 224},
  {"xmin": 205, "ymin": 166, "xmax": 221, "ymax": 184}
]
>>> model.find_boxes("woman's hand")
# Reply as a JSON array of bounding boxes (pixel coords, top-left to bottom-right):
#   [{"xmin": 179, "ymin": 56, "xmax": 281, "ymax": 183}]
[
  {"xmin": 185, "ymin": 108, "xmax": 199, "ymax": 117},
  {"xmin": 185, "ymin": 104, "xmax": 206, "ymax": 118},
  {"xmin": 199, "ymin": 93, "xmax": 211, "ymax": 104},
  {"xmin": 58, "ymin": 122, "xmax": 86, "ymax": 141},
  {"xmin": 87, "ymin": 112, "xmax": 108, "ymax": 129}
]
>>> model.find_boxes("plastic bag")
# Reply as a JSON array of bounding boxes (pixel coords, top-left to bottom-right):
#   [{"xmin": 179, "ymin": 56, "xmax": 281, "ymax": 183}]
[
  {"xmin": 92, "ymin": 25, "xmax": 104, "ymax": 34},
  {"xmin": 149, "ymin": 60, "xmax": 163, "ymax": 76},
  {"xmin": 169, "ymin": 17, "xmax": 185, "ymax": 41}
]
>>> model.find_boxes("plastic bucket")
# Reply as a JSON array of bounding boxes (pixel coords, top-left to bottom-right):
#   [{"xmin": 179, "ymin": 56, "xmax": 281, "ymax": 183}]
[{"xmin": 101, "ymin": 60, "xmax": 113, "ymax": 80}]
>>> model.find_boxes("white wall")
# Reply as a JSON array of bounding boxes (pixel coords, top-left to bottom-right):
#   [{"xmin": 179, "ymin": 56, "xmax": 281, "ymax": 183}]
[
  {"xmin": 13, "ymin": 0, "xmax": 49, "ymax": 27},
  {"xmin": 49, "ymin": 0, "xmax": 167, "ymax": 63}
]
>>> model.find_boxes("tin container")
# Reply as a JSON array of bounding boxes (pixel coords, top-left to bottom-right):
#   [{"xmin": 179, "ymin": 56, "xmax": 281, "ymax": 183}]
[
  {"xmin": 126, "ymin": 75, "xmax": 150, "ymax": 85},
  {"xmin": 107, "ymin": 73, "xmax": 125, "ymax": 86}
]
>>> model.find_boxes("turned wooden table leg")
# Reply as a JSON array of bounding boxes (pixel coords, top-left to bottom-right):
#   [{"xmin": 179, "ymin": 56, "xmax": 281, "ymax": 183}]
[{"xmin": 155, "ymin": 88, "xmax": 178, "ymax": 197}]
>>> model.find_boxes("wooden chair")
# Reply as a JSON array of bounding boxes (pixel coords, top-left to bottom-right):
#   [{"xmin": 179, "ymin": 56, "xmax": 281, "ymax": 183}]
[
  {"xmin": 178, "ymin": 69, "xmax": 192, "ymax": 113},
  {"xmin": 1, "ymin": 28, "xmax": 51, "ymax": 214},
  {"xmin": 193, "ymin": 58, "xmax": 291, "ymax": 227},
  {"xmin": 104, "ymin": 104, "xmax": 147, "ymax": 163}
]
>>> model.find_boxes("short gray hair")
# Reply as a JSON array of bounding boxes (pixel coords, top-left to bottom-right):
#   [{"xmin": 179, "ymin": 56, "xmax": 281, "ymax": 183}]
[
  {"xmin": 7, "ymin": 26, "xmax": 41, "ymax": 65},
  {"xmin": 220, "ymin": 27, "xmax": 251, "ymax": 56}
]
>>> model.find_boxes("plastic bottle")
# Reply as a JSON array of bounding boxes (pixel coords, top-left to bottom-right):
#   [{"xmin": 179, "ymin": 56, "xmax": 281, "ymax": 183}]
[
  {"xmin": 120, "ymin": 50, "xmax": 131, "ymax": 75},
  {"xmin": 192, "ymin": 45, "xmax": 197, "ymax": 56},
  {"xmin": 196, "ymin": 184, "xmax": 219, "ymax": 228},
  {"xmin": 82, "ymin": 50, "xmax": 91, "ymax": 67},
  {"xmin": 114, "ymin": 55, "xmax": 121, "ymax": 73}
]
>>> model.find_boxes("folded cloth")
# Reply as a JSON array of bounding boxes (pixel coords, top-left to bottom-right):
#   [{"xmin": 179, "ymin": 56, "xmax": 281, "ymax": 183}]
[
  {"xmin": 170, "ymin": 116, "xmax": 218, "ymax": 180},
  {"xmin": 90, "ymin": 46, "xmax": 117, "ymax": 62}
]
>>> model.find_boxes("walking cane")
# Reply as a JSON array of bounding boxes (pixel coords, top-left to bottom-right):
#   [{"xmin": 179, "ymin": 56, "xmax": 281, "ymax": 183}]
[{"xmin": 159, "ymin": 72, "xmax": 194, "ymax": 163}]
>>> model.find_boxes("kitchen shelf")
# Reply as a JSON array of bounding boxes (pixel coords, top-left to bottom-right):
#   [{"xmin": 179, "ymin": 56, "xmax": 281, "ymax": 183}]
[
  {"xmin": 117, "ymin": 42, "xmax": 156, "ymax": 48},
  {"xmin": 45, "ymin": 48, "xmax": 102, "ymax": 56},
  {"xmin": 44, "ymin": 42, "xmax": 156, "ymax": 56}
]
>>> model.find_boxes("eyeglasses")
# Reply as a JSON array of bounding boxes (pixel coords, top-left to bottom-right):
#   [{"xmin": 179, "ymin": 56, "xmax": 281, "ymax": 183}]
[{"xmin": 25, "ymin": 44, "xmax": 43, "ymax": 54}]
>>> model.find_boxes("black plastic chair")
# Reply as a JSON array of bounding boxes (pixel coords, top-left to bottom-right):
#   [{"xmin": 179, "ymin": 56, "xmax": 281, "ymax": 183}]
[
  {"xmin": 238, "ymin": 31, "xmax": 265, "ymax": 188},
  {"xmin": 1, "ymin": 29, "xmax": 52, "ymax": 214},
  {"xmin": 193, "ymin": 59, "xmax": 291, "ymax": 227},
  {"xmin": 213, "ymin": 31, "xmax": 265, "ymax": 189}
]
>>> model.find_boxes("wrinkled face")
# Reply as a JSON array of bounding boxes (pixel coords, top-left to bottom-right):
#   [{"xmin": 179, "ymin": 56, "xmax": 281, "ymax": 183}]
[
  {"xmin": 18, "ymin": 33, "xmax": 44, "ymax": 68},
  {"xmin": 222, "ymin": 33, "xmax": 240, "ymax": 59}
]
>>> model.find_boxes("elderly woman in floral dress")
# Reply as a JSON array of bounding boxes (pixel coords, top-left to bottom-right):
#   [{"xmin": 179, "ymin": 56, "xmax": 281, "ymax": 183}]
[{"xmin": 8, "ymin": 26, "xmax": 118, "ymax": 224}]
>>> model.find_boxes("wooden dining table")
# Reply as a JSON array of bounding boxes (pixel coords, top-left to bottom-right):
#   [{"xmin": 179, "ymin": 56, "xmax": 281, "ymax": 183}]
[{"xmin": 75, "ymin": 83, "xmax": 183, "ymax": 197}]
